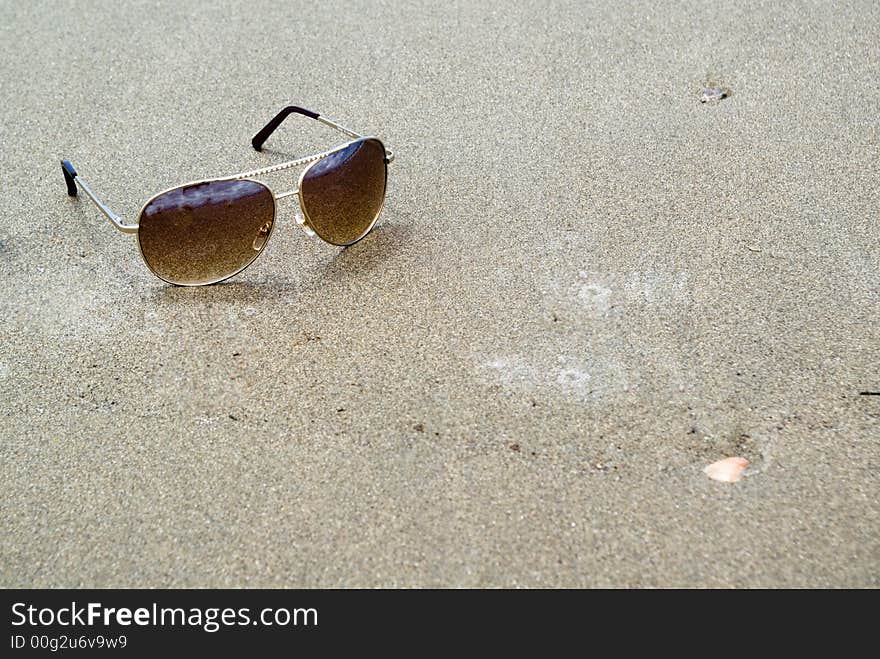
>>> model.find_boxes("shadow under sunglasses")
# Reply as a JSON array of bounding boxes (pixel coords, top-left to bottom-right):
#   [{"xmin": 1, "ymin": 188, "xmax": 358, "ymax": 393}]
[{"xmin": 143, "ymin": 222, "xmax": 414, "ymax": 302}]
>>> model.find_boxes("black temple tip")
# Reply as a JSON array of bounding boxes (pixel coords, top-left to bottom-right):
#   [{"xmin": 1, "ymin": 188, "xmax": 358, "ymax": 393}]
[
  {"xmin": 251, "ymin": 105, "xmax": 321, "ymax": 152},
  {"xmin": 296, "ymin": 106, "xmax": 320, "ymax": 120},
  {"xmin": 61, "ymin": 159, "xmax": 78, "ymax": 196}
]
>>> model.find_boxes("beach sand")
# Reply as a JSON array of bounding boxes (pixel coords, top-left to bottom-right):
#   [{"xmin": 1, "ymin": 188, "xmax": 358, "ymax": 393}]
[{"xmin": 0, "ymin": 0, "xmax": 877, "ymax": 587}]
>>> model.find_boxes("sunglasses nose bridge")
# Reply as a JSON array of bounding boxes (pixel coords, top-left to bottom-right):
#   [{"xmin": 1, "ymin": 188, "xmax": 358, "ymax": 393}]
[{"xmin": 274, "ymin": 185, "xmax": 298, "ymax": 199}]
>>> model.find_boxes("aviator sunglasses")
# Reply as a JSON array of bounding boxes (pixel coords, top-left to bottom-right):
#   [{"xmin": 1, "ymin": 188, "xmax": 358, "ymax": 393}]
[{"xmin": 60, "ymin": 105, "xmax": 394, "ymax": 286}]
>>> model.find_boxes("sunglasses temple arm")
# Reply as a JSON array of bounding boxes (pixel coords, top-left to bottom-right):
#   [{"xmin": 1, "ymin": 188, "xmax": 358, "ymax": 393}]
[
  {"xmin": 60, "ymin": 160, "xmax": 138, "ymax": 233},
  {"xmin": 251, "ymin": 105, "xmax": 393, "ymax": 161},
  {"xmin": 317, "ymin": 115, "xmax": 394, "ymax": 163},
  {"xmin": 251, "ymin": 106, "xmax": 324, "ymax": 151}
]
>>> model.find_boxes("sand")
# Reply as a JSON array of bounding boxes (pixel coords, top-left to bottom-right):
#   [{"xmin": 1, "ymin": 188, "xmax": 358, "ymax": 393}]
[{"xmin": 0, "ymin": 0, "xmax": 877, "ymax": 587}]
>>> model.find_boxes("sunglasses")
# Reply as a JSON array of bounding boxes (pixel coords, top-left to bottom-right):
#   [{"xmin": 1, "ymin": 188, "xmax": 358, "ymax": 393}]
[{"xmin": 60, "ymin": 105, "xmax": 394, "ymax": 286}]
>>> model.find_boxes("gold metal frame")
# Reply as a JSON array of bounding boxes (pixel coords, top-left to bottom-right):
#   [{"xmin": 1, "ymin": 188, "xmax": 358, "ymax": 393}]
[{"xmin": 63, "ymin": 113, "xmax": 394, "ymax": 285}]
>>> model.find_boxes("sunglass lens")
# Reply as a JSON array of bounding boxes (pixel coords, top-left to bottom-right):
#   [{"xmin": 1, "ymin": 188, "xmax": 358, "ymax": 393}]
[
  {"xmin": 300, "ymin": 138, "xmax": 387, "ymax": 246},
  {"xmin": 137, "ymin": 179, "xmax": 275, "ymax": 285}
]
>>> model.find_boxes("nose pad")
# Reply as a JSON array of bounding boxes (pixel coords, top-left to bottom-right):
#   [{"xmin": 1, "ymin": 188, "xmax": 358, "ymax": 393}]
[
  {"xmin": 252, "ymin": 220, "xmax": 273, "ymax": 250},
  {"xmin": 294, "ymin": 209, "xmax": 316, "ymax": 238}
]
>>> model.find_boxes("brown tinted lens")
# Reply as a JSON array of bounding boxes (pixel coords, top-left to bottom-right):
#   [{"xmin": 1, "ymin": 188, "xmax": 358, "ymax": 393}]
[
  {"xmin": 300, "ymin": 138, "xmax": 387, "ymax": 246},
  {"xmin": 138, "ymin": 180, "xmax": 275, "ymax": 285}
]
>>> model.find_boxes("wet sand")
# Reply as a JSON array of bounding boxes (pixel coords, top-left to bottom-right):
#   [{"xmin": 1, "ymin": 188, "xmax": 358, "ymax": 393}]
[{"xmin": 0, "ymin": 0, "xmax": 877, "ymax": 587}]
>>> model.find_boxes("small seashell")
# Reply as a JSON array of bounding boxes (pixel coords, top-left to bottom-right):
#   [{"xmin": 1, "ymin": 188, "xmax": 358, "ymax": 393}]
[
  {"xmin": 700, "ymin": 87, "xmax": 730, "ymax": 103},
  {"xmin": 704, "ymin": 457, "xmax": 749, "ymax": 482}
]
